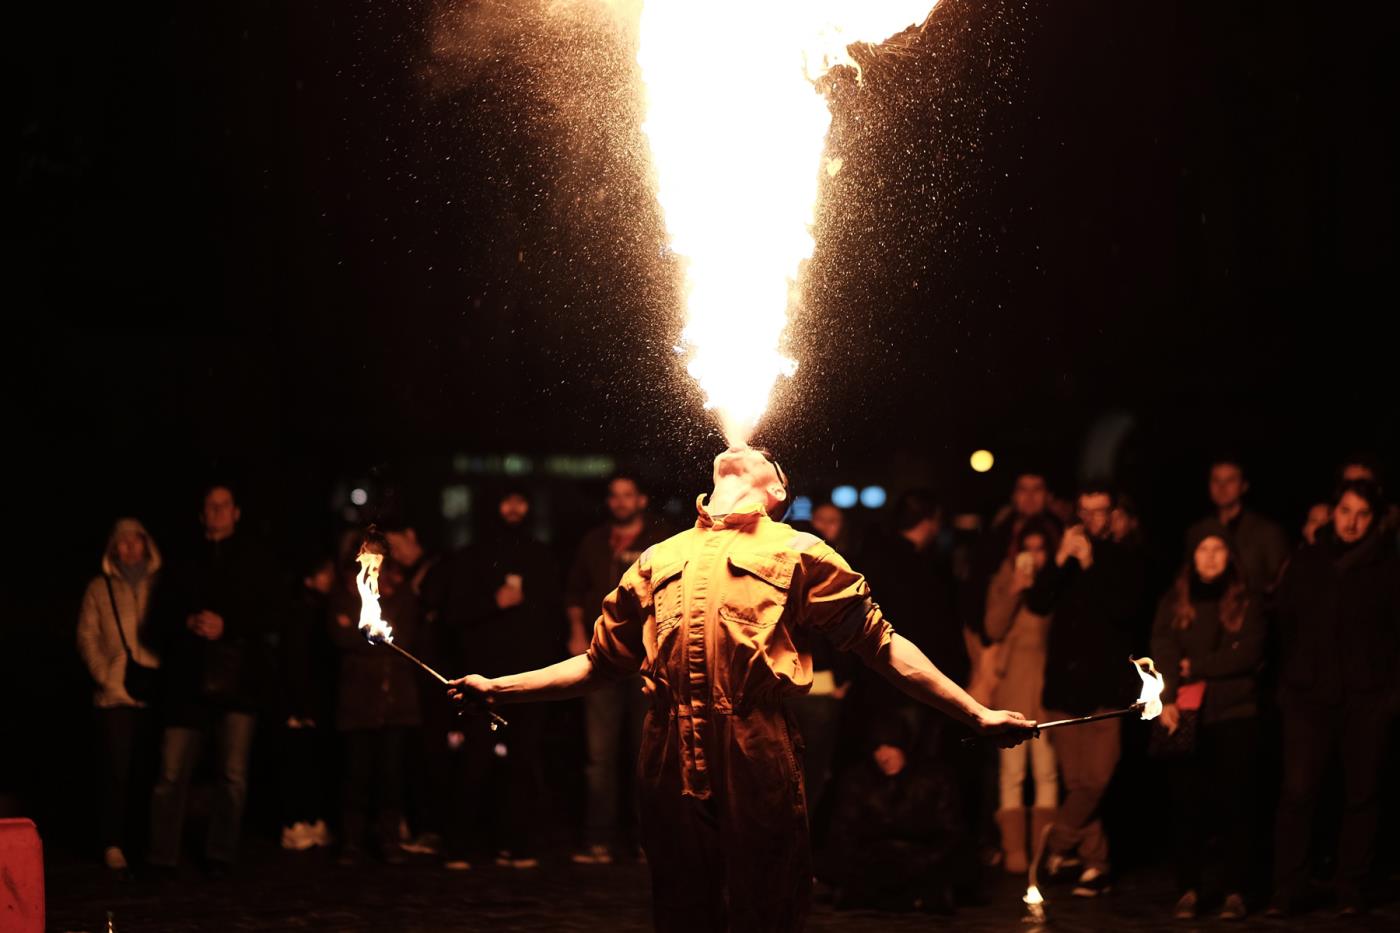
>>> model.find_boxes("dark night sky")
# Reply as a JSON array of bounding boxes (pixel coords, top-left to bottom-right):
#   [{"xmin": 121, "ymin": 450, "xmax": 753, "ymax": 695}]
[{"xmin": 15, "ymin": 0, "xmax": 1399, "ymax": 591}]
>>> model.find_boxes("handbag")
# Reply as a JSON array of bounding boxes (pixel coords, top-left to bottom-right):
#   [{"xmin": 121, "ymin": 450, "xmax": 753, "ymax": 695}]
[
  {"xmin": 1148, "ymin": 673, "xmax": 1207, "ymax": 759},
  {"xmin": 104, "ymin": 576, "xmax": 159, "ymax": 704}
]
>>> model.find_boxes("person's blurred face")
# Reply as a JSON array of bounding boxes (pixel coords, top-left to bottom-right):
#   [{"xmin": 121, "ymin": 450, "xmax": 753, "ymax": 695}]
[
  {"xmin": 1193, "ymin": 535, "xmax": 1230, "ymax": 583},
  {"xmin": 499, "ymin": 493, "xmax": 529, "ymax": 526},
  {"xmin": 1110, "ymin": 507, "xmax": 1138, "ymax": 543},
  {"xmin": 1332, "ymin": 491, "xmax": 1374, "ymax": 544},
  {"xmin": 1078, "ymin": 493, "xmax": 1113, "ymax": 539},
  {"xmin": 304, "ymin": 563, "xmax": 335, "ymax": 595},
  {"xmin": 606, "ymin": 478, "xmax": 647, "ymax": 525},
  {"xmin": 1020, "ymin": 532, "xmax": 1048, "ymax": 572},
  {"xmin": 385, "ymin": 529, "xmax": 423, "ymax": 567},
  {"xmin": 811, "ymin": 503, "xmax": 844, "ymax": 543},
  {"xmin": 873, "ymin": 744, "xmax": 907, "ymax": 777},
  {"xmin": 201, "ymin": 487, "xmax": 240, "ymax": 540},
  {"xmin": 1341, "ymin": 463, "xmax": 1375, "ymax": 483},
  {"xmin": 1209, "ymin": 464, "xmax": 1247, "ymax": 511},
  {"xmin": 114, "ymin": 532, "xmax": 147, "ymax": 567},
  {"xmin": 1012, "ymin": 474, "xmax": 1048, "ymax": 517}
]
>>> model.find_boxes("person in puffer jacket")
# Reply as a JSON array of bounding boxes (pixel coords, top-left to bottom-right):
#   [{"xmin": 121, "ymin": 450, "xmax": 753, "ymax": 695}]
[{"xmin": 76, "ymin": 517, "xmax": 162, "ymax": 873}]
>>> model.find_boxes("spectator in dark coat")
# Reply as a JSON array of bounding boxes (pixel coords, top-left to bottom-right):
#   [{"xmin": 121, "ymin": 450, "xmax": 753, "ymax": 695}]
[
  {"xmin": 1270, "ymin": 480, "xmax": 1400, "ymax": 916},
  {"xmin": 330, "ymin": 555, "xmax": 422, "ymax": 865},
  {"xmin": 277, "ymin": 555, "xmax": 336, "ymax": 852},
  {"xmin": 1151, "ymin": 522, "xmax": 1265, "ymax": 921},
  {"xmin": 148, "ymin": 485, "xmax": 272, "ymax": 872},
  {"xmin": 1185, "ymin": 457, "xmax": 1289, "ymax": 595},
  {"xmin": 1026, "ymin": 486, "xmax": 1144, "ymax": 897},
  {"xmin": 966, "ymin": 473, "xmax": 1062, "ymax": 644},
  {"xmin": 441, "ymin": 489, "xmax": 564, "ymax": 869},
  {"xmin": 819, "ymin": 717, "xmax": 965, "ymax": 914}
]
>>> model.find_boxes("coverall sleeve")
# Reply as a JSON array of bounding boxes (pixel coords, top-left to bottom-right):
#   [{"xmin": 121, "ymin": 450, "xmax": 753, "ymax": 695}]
[
  {"xmin": 799, "ymin": 545, "xmax": 895, "ymax": 666},
  {"xmin": 586, "ymin": 556, "xmax": 649, "ymax": 680}
]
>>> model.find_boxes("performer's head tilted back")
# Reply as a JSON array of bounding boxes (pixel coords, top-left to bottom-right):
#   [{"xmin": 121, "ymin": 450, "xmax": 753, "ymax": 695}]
[{"xmin": 707, "ymin": 445, "xmax": 790, "ymax": 520}]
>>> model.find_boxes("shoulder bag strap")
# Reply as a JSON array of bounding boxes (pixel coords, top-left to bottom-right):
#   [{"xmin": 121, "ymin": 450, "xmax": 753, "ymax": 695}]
[{"xmin": 103, "ymin": 575, "xmax": 137, "ymax": 663}]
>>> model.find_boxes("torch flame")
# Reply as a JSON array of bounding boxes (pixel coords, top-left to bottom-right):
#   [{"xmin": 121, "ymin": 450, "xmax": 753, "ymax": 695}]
[
  {"xmin": 1131, "ymin": 656, "xmax": 1164, "ymax": 720},
  {"xmin": 355, "ymin": 547, "xmax": 394, "ymax": 643},
  {"xmin": 636, "ymin": 1, "xmax": 940, "ymax": 444},
  {"xmin": 1024, "ymin": 885, "xmax": 1044, "ymax": 906}
]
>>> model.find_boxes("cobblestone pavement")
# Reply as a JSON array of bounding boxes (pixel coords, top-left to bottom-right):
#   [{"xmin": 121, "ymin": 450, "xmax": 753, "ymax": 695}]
[{"xmin": 48, "ymin": 842, "xmax": 1399, "ymax": 933}]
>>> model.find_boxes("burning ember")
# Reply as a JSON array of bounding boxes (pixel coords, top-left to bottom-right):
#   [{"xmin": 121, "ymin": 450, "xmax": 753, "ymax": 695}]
[
  {"xmin": 636, "ymin": 0, "xmax": 942, "ymax": 444},
  {"xmin": 355, "ymin": 545, "xmax": 394, "ymax": 643}
]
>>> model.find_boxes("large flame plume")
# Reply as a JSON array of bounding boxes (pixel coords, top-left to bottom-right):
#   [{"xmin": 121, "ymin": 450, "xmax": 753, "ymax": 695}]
[
  {"xmin": 355, "ymin": 546, "xmax": 394, "ymax": 643},
  {"xmin": 635, "ymin": 1, "xmax": 940, "ymax": 444}
]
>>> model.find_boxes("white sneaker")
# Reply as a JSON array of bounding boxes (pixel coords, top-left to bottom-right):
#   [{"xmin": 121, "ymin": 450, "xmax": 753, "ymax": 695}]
[
  {"xmin": 104, "ymin": 846, "xmax": 128, "ymax": 871},
  {"xmin": 570, "ymin": 844, "xmax": 614, "ymax": 865},
  {"xmin": 308, "ymin": 820, "xmax": 333, "ymax": 848},
  {"xmin": 495, "ymin": 851, "xmax": 540, "ymax": 869},
  {"xmin": 281, "ymin": 822, "xmax": 316, "ymax": 851}
]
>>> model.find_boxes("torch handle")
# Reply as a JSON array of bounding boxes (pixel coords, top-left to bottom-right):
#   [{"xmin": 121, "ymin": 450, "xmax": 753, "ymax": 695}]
[
  {"xmin": 375, "ymin": 638, "xmax": 509, "ymax": 729},
  {"xmin": 959, "ymin": 703, "xmax": 1145, "ymax": 747}
]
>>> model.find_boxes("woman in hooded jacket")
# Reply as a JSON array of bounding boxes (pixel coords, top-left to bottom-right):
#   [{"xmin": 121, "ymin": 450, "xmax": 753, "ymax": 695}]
[
  {"xmin": 1151, "ymin": 522, "xmax": 1264, "ymax": 922},
  {"xmin": 76, "ymin": 518, "xmax": 163, "ymax": 874}
]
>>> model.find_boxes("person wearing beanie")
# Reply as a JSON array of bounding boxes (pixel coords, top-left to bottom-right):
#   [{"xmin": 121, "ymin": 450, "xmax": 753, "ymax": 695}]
[
  {"xmin": 1151, "ymin": 522, "xmax": 1264, "ymax": 921},
  {"xmin": 76, "ymin": 518, "xmax": 163, "ymax": 874}
]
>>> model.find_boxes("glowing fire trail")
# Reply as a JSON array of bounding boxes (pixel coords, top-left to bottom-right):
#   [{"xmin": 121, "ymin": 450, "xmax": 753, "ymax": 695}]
[
  {"xmin": 636, "ymin": 0, "xmax": 942, "ymax": 445},
  {"xmin": 356, "ymin": 543, "xmax": 507, "ymax": 730}
]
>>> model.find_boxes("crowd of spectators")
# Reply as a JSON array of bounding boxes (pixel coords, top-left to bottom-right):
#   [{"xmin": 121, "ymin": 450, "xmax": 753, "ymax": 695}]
[{"xmin": 73, "ymin": 454, "xmax": 1398, "ymax": 920}]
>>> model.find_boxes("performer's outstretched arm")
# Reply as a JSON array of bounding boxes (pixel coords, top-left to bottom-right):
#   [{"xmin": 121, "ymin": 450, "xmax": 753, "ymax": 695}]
[
  {"xmin": 871, "ymin": 632, "xmax": 1030, "ymax": 734},
  {"xmin": 450, "ymin": 652, "xmax": 601, "ymax": 706}
]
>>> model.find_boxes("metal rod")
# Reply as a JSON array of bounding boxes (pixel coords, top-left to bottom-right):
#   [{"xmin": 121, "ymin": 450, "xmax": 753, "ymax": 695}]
[
  {"xmin": 1035, "ymin": 702, "xmax": 1145, "ymax": 731},
  {"xmin": 372, "ymin": 636, "xmax": 508, "ymax": 729}
]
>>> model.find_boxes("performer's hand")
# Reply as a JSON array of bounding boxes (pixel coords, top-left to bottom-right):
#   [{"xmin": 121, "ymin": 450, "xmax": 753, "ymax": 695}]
[
  {"xmin": 495, "ymin": 585, "xmax": 524, "ymax": 611},
  {"xmin": 977, "ymin": 708, "xmax": 1037, "ymax": 748},
  {"xmin": 447, "ymin": 674, "xmax": 496, "ymax": 710}
]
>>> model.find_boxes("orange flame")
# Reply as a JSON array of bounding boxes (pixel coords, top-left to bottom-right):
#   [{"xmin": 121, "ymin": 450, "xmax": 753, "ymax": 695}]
[
  {"xmin": 1131, "ymin": 656, "xmax": 1165, "ymax": 720},
  {"xmin": 355, "ymin": 547, "xmax": 394, "ymax": 643},
  {"xmin": 636, "ymin": 1, "xmax": 941, "ymax": 444}
]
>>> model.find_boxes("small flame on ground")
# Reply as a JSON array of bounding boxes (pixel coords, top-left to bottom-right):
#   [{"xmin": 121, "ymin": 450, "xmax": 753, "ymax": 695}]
[
  {"xmin": 1023, "ymin": 885, "xmax": 1044, "ymax": 906},
  {"xmin": 355, "ymin": 547, "xmax": 394, "ymax": 643},
  {"xmin": 1131, "ymin": 656, "xmax": 1165, "ymax": 720},
  {"xmin": 637, "ymin": 1, "xmax": 941, "ymax": 445}
]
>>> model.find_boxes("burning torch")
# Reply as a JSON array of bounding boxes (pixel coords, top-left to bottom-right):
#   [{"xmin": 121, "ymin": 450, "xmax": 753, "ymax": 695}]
[{"xmin": 355, "ymin": 534, "xmax": 507, "ymax": 731}]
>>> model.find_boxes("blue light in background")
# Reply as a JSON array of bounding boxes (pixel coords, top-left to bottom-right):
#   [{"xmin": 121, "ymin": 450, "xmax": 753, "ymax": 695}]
[
  {"xmin": 859, "ymin": 486, "xmax": 887, "ymax": 509},
  {"xmin": 831, "ymin": 485, "xmax": 858, "ymax": 509},
  {"xmin": 787, "ymin": 495, "xmax": 813, "ymax": 522}
]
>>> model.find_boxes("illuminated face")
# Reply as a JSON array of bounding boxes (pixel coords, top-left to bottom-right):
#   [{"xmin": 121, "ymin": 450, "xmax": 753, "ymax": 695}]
[
  {"xmin": 499, "ymin": 493, "xmax": 530, "ymax": 526},
  {"xmin": 385, "ymin": 529, "xmax": 422, "ymax": 568},
  {"xmin": 811, "ymin": 503, "xmax": 844, "ymax": 543},
  {"xmin": 1193, "ymin": 535, "xmax": 1229, "ymax": 583},
  {"xmin": 607, "ymin": 478, "xmax": 648, "ymax": 524},
  {"xmin": 201, "ymin": 487, "xmax": 240, "ymax": 539},
  {"xmin": 305, "ymin": 563, "xmax": 335, "ymax": 595},
  {"xmin": 1209, "ymin": 464, "xmax": 1246, "ymax": 510},
  {"xmin": 1078, "ymin": 493, "xmax": 1113, "ymax": 539},
  {"xmin": 114, "ymin": 531, "xmax": 147, "ymax": 568},
  {"xmin": 712, "ymin": 446, "xmax": 786, "ymax": 514},
  {"xmin": 1332, "ymin": 491, "xmax": 1374, "ymax": 544},
  {"xmin": 1012, "ymin": 474, "xmax": 1048, "ymax": 518},
  {"xmin": 873, "ymin": 744, "xmax": 906, "ymax": 777}
]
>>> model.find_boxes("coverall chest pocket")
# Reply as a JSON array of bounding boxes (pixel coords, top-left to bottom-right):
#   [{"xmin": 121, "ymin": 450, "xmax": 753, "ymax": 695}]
[
  {"xmin": 722, "ymin": 553, "xmax": 793, "ymax": 631},
  {"xmin": 651, "ymin": 560, "xmax": 686, "ymax": 647}
]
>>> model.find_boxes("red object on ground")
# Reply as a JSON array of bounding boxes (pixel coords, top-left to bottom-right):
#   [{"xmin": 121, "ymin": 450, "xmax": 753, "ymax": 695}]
[{"xmin": 0, "ymin": 818, "xmax": 45, "ymax": 933}]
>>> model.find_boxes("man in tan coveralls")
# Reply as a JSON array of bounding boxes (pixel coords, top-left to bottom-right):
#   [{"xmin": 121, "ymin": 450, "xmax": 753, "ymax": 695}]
[{"xmin": 451, "ymin": 447, "xmax": 1035, "ymax": 931}]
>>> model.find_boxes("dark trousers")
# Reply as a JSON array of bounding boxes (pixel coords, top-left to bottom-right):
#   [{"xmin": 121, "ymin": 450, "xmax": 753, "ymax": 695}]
[
  {"xmin": 149, "ymin": 711, "xmax": 256, "ymax": 867},
  {"xmin": 1043, "ymin": 709, "xmax": 1120, "ymax": 872},
  {"xmin": 639, "ymin": 708, "xmax": 811, "ymax": 933},
  {"xmin": 1274, "ymin": 694, "xmax": 1390, "ymax": 897},
  {"xmin": 583, "ymin": 676, "xmax": 648, "ymax": 847},
  {"xmin": 342, "ymin": 727, "xmax": 407, "ymax": 849},
  {"xmin": 1168, "ymin": 717, "xmax": 1258, "ymax": 894},
  {"xmin": 95, "ymin": 706, "xmax": 157, "ymax": 853},
  {"xmin": 280, "ymin": 725, "xmax": 325, "ymax": 827},
  {"xmin": 446, "ymin": 703, "xmax": 547, "ymax": 858}
]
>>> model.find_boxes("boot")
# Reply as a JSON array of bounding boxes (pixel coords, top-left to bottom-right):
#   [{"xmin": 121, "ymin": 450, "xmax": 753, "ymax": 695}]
[
  {"xmin": 1030, "ymin": 808, "xmax": 1057, "ymax": 866},
  {"xmin": 996, "ymin": 808, "xmax": 1028, "ymax": 874}
]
